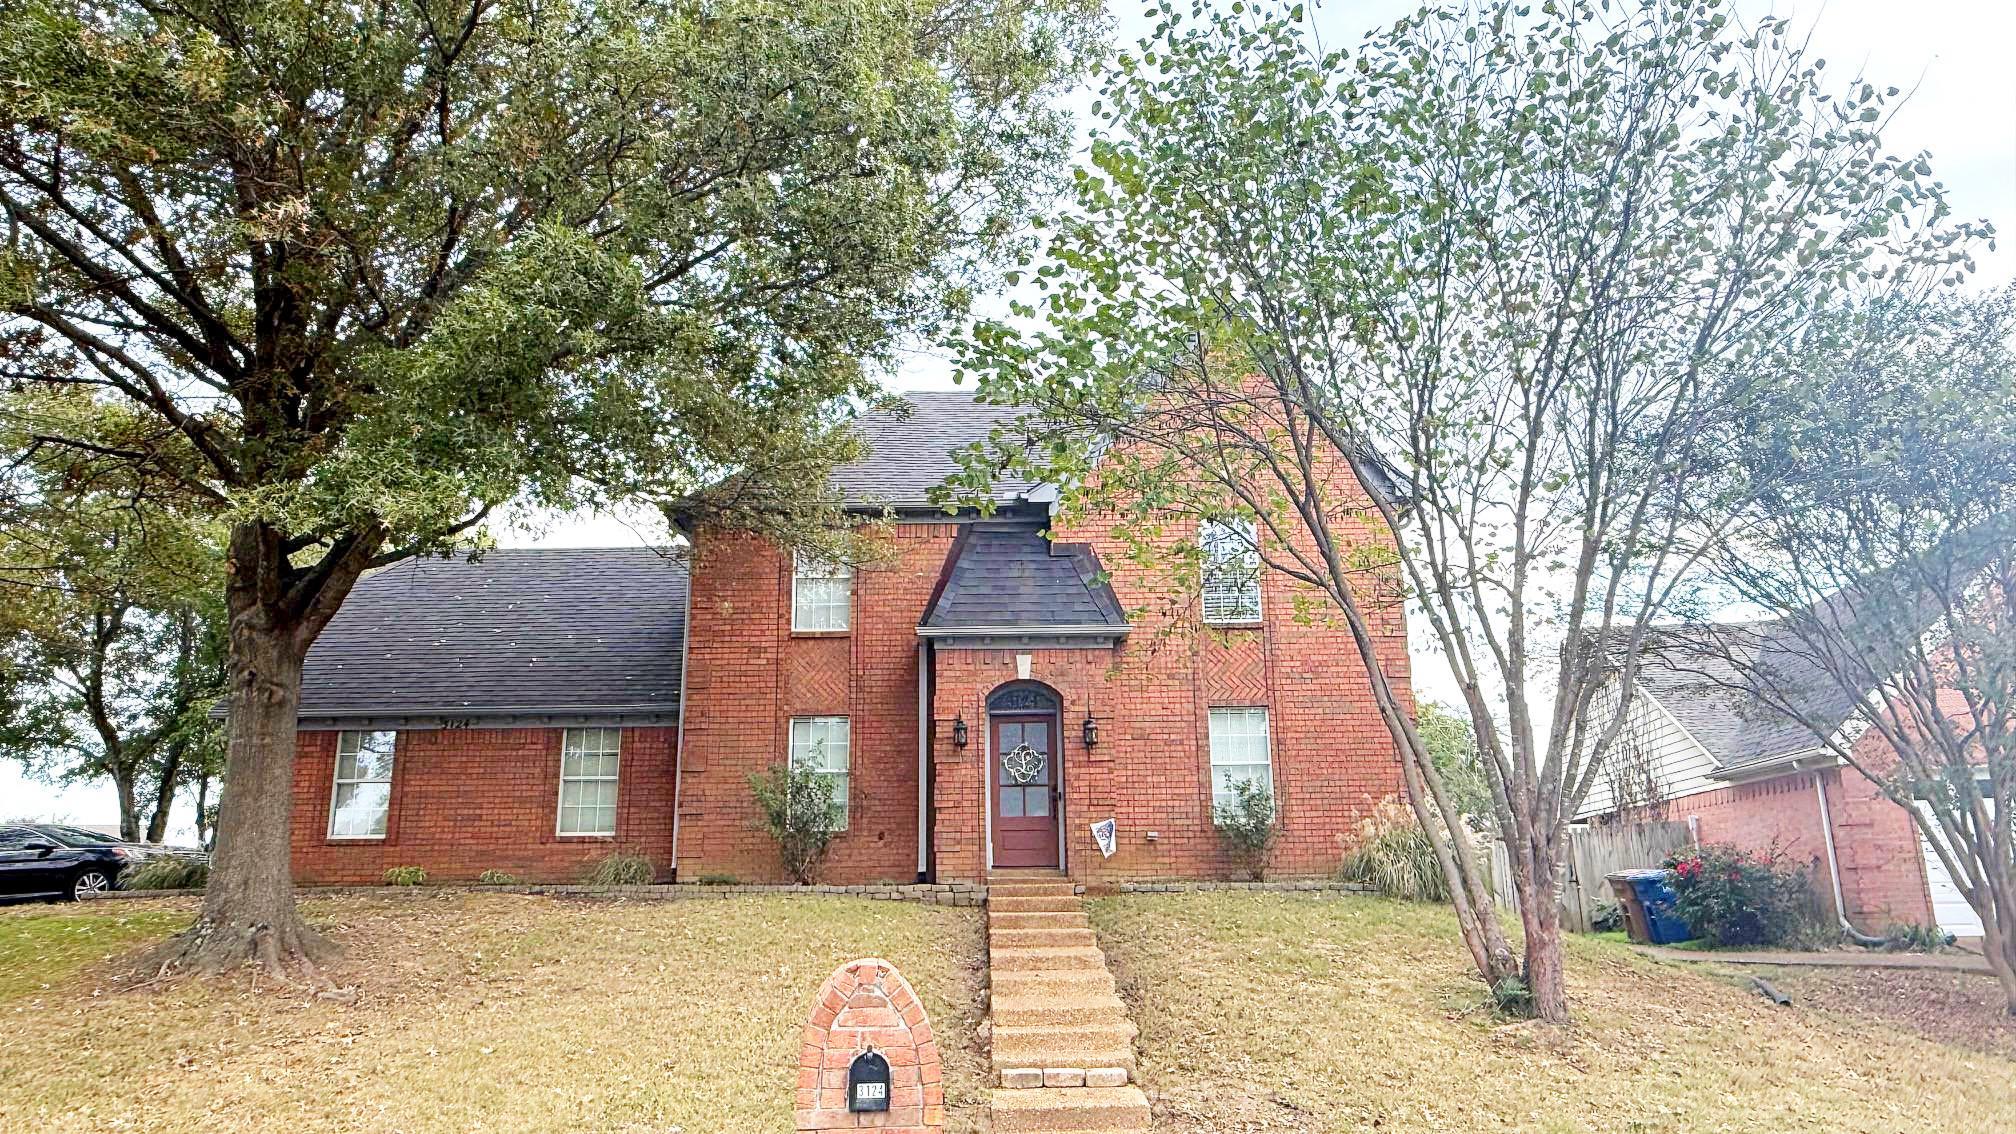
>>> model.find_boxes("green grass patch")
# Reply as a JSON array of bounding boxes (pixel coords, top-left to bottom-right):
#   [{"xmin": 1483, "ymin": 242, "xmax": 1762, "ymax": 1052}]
[{"xmin": 0, "ymin": 904, "xmax": 190, "ymax": 1001}]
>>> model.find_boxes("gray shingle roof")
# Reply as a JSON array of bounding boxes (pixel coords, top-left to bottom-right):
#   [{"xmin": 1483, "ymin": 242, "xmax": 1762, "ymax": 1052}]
[
  {"xmin": 1624, "ymin": 625, "xmax": 1819, "ymax": 767},
  {"xmin": 1625, "ymin": 568, "xmax": 1954, "ymax": 772},
  {"xmin": 299, "ymin": 548, "xmax": 687, "ymax": 721},
  {"xmin": 921, "ymin": 524, "xmax": 1128, "ymax": 633},
  {"xmin": 831, "ymin": 391, "xmax": 1044, "ymax": 509}
]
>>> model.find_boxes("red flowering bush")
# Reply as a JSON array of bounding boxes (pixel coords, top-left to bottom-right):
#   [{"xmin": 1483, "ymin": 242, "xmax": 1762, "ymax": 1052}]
[{"xmin": 1662, "ymin": 843, "xmax": 1817, "ymax": 948}]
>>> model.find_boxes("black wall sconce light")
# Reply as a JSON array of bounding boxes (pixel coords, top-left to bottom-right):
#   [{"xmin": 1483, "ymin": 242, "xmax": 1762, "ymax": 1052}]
[
  {"xmin": 952, "ymin": 715, "xmax": 969, "ymax": 748},
  {"xmin": 1082, "ymin": 713, "xmax": 1099, "ymax": 748}
]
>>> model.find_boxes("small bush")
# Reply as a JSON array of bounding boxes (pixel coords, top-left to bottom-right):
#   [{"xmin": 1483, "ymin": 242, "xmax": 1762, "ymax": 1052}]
[
  {"xmin": 122, "ymin": 855, "xmax": 209, "ymax": 891},
  {"xmin": 476, "ymin": 869, "xmax": 517, "ymax": 886},
  {"xmin": 1336, "ymin": 797, "xmax": 1451, "ymax": 902},
  {"xmin": 1662, "ymin": 843, "xmax": 1817, "ymax": 948},
  {"xmin": 695, "ymin": 873, "xmax": 739, "ymax": 886},
  {"xmin": 750, "ymin": 761, "xmax": 840, "ymax": 884},
  {"xmin": 382, "ymin": 865, "xmax": 427, "ymax": 886},
  {"xmin": 1213, "ymin": 778, "xmax": 1279, "ymax": 880},
  {"xmin": 1490, "ymin": 975, "xmax": 1535, "ymax": 1018},
  {"xmin": 584, "ymin": 852, "xmax": 655, "ymax": 886}
]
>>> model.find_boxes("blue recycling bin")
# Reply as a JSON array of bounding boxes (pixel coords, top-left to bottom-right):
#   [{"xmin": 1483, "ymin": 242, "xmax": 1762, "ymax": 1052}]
[{"xmin": 1617, "ymin": 868, "xmax": 1692, "ymax": 945}]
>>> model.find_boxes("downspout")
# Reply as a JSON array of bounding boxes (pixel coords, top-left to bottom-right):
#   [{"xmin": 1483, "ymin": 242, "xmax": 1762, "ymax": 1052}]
[
  {"xmin": 1814, "ymin": 771, "xmax": 1886, "ymax": 946},
  {"xmin": 917, "ymin": 641, "xmax": 932, "ymax": 883},
  {"xmin": 668, "ymin": 556, "xmax": 696, "ymax": 882}
]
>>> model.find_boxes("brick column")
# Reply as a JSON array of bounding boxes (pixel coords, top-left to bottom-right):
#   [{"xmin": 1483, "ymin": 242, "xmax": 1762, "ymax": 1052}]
[{"xmin": 796, "ymin": 958, "xmax": 943, "ymax": 1132}]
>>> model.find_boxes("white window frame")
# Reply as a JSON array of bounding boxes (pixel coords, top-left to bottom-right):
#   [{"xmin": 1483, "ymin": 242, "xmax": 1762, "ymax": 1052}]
[
  {"xmin": 556, "ymin": 727, "xmax": 622, "ymax": 837},
  {"xmin": 1207, "ymin": 707, "xmax": 1274, "ymax": 811},
  {"xmin": 789, "ymin": 716, "xmax": 852, "ymax": 832},
  {"xmin": 328, "ymin": 730, "xmax": 397, "ymax": 840},
  {"xmin": 792, "ymin": 551, "xmax": 853, "ymax": 632},
  {"xmin": 1200, "ymin": 518, "xmax": 1263, "ymax": 625}
]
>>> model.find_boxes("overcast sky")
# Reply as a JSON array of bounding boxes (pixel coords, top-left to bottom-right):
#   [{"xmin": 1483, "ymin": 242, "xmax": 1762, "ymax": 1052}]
[{"xmin": 9, "ymin": 0, "xmax": 2011, "ymax": 832}]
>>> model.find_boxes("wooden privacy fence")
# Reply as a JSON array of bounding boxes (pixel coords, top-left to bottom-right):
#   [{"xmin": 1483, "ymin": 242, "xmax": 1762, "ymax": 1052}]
[{"xmin": 1489, "ymin": 821, "xmax": 1693, "ymax": 933}]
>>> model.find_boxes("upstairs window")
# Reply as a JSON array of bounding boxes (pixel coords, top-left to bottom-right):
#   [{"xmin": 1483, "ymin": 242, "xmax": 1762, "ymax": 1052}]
[
  {"xmin": 792, "ymin": 551, "xmax": 853, "ymax": 632},
  {"xmin": 789, "ymin": 716, "xmax": 852, "ymax": 831},
  {"xmin": 558, "ymin": 727, "xmax": 622, "ymax": 836},
  {"xmin": 330, "ymin": 730, "xmax": 396, "ymax": 839},
  {"xmin": 1207, "ymin": 707, "xmax": 1274, "ymax": 811},
  {"xmin": 1200, "ymin": 518, "xmax": 1262, "ymax": 624}
]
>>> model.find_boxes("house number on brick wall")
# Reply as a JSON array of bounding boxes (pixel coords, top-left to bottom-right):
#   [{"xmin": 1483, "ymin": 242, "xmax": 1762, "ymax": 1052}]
[{"xmin": 847, "ymin": 1050, "xmax": 891, "ymax": 1112}]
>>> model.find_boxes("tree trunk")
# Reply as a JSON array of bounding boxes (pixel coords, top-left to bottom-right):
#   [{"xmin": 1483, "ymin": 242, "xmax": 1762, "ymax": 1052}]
[
  {"xmin": 144, "ymin": 765, "xmax": 177, "ymax": 845},
  {"xmin": 194, "ymin": 771, "xmax": 214, "ymax": 848},
  {"xmin": 148, "ymin": 531, "xmax": 326, "ymax": 978},
  {"xmin": 112, "ymin": 768, "xmax": 140, "ymax": 843},
  {"xmin": 1519, "ymin": 881, "xmax": 1571, "ymax": 1023}
]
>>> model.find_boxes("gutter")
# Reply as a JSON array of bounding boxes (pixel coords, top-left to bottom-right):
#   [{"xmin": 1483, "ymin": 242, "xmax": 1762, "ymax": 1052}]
[
  {"xmin": 917, "ymin": 641, "xmax": 931, "ymax": 883},
  {"xmin": 1813, "ymin": 772, "xmax": 1887, "ymax": 946},
  {"xmin": 1710, "ymin": 747, "xmax": 1837, "ymax": 784},
  {"xmin": 669, "ymin": 572, "xmax": 696, "ymax": 882}
]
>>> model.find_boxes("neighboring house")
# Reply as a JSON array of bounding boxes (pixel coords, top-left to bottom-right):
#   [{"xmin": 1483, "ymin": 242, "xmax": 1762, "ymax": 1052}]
[
  {"xmin": 287, "ymin": 392, "xmax": 1411, "ymax": 886},
  {"xmin": 1578, "ymin": 615, "xmax": 1978, "ymax": 936}
]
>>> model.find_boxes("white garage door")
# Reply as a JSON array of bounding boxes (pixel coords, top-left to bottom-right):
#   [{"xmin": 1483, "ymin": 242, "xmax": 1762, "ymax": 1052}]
[{"xmin": 1916, "ymin": 802, "xmax": 1987, "ymax": 937}]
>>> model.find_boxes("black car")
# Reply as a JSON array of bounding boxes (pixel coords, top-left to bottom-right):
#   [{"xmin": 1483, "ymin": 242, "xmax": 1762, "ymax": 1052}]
[
  {"xmin": 0, "ymin": 824, "xmax": 141, "ymax": 901},
  {"xmin": 32, "ymin": 823, "xmax": 210, "ymax": 864}
]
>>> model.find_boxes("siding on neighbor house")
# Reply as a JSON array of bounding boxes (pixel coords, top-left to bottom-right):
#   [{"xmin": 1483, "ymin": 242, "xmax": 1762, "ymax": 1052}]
[{"xmin": 1576, "ymin": 682, "xmax": 1721, "ymax": 819}]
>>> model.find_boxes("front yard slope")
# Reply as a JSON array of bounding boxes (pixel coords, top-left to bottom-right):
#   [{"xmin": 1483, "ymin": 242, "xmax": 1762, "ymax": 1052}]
[
  {"xmin": 0, "ymin": 892, "xmax": 988, "ymax": 1133},
  {"xmin": 1089, "ymin": 891, "xmax": 2015, "ymax": 1133}
]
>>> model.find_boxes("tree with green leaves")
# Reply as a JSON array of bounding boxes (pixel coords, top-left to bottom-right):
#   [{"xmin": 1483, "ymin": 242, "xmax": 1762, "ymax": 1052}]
[
  {"xmin": 1, "ymin": 0, "xmax": 1095, "ymax": 977},
  {"xmin": 1, "ymin": 406, "xmax": 226, "ymax": 843},
  {"xmin": 958, "ymin": 0, "xmax": 1979, "ymax": 1020},
  {"xmin": 1682, "ymin": 290, "xmax": 2016, "ymax": 1010}
]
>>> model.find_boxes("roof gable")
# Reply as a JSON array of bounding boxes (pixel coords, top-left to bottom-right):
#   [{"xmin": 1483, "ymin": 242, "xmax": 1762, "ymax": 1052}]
[{"xmin": 920, "ymin": 523, "xmax": 1128, "ymax": 641}]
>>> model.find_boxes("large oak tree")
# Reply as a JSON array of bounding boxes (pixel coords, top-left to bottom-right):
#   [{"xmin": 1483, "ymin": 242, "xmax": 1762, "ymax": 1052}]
[{"xmin": 0, "ymin": 0, "xmax": 1095, "ymax": 976}]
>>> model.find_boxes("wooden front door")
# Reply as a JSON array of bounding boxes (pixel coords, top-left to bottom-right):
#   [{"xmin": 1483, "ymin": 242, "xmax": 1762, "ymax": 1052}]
[{"xmin": 991, "ymin": 715, "xmax": 1060, "ymax": 868}]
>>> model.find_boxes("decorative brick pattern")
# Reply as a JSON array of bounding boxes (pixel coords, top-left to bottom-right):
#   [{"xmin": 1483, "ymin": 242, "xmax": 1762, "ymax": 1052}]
[
  {"xmin": 679, "ymin": 526, "xmax": 957, "ymax": 885},
  {"xmin": 797, "ymin": 958, "xmax": 943, "ymax": 1132},
  {"xmin": 289, "ymin": 726, "xmax": 675, "ymax": 884}
]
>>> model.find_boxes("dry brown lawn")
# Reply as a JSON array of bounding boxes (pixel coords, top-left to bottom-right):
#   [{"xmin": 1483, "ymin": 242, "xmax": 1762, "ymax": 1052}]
[
  {"xmin": 1089, "ymin": 891, "xmax": 2016, "ymax": 1133},
  {"xmin": 0, "ymin": 891, "xmax": 988, "ymax": 1133}
]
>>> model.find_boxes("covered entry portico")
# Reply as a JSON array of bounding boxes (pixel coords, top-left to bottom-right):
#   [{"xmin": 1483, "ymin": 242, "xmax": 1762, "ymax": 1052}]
[{"xmin": 917, "ymin": 520, "xmax": 1130, "ymax": 882}]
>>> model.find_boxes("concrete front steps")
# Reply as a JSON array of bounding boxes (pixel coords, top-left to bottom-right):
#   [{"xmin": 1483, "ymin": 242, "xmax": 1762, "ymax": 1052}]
[{"xmin": 986, "ymin": 875, "xmax": 1149, "ymax": 1132}]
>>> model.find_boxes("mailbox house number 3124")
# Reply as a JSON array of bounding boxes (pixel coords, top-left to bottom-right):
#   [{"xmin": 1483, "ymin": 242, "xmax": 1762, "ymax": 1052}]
[{"xmin": 847, "ymin": 1050, "xmax": 891, "ymax": 1113}]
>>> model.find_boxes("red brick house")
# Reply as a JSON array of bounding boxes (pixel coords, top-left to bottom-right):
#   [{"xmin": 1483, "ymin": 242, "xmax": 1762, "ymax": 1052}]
[
  {"xmin": 1579, "ymin": 613, "xmax": 1983, "ymax": 937},
  {"xmin": 289, "ymin": 392, "xmax": 1409, "ymax": 886}
]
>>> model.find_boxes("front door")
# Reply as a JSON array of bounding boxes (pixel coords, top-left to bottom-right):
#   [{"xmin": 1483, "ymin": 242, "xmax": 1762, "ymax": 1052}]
[{"xmin": 992, "ymin": 715, "xmax": 1059, "ymax": 868}]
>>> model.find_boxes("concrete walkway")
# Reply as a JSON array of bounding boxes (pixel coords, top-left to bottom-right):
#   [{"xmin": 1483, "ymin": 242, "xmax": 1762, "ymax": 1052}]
[
  {"xmin": 986, "ymin": 873, "xmax": 1150, "ymax": 1132},
  {"xmin": 1635, "ymin": 944, "xmax": 1991, "ymax": 973}
]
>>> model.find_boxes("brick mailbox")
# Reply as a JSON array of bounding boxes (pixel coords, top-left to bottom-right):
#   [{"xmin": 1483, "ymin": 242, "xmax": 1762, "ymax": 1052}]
[{"xmin": 796, "ymin": 958, "xmax": 943, "ymax": 1132}]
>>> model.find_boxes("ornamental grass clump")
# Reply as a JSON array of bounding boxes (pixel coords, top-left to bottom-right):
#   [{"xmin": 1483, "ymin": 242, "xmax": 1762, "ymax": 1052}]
[
  {"xmin": 121, "ymin": 856, "xmax": 210, "ymax": 891},
  {"xmin": 584, "ymin": 852, "xmax": 655, "ymax": 887},
  {"xmin": 1662, "ymin": 843, "xmax": 1818, "ymax": 948},
  {"xmin": 1336, "ymin": 797, "xmax": 1451, "ymax": 903}
]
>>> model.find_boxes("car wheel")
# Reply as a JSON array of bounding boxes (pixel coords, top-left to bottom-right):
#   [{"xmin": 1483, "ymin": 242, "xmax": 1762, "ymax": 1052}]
[{"xmin": 70, "ymin": 870, "xmax": 114, "ymax": 901}]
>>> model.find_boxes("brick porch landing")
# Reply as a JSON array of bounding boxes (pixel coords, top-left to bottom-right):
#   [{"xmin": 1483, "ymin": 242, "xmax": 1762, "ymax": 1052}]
[{"xmin": 986, "ymin": 873, "xmax": 1150, "ymax": 1131}]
